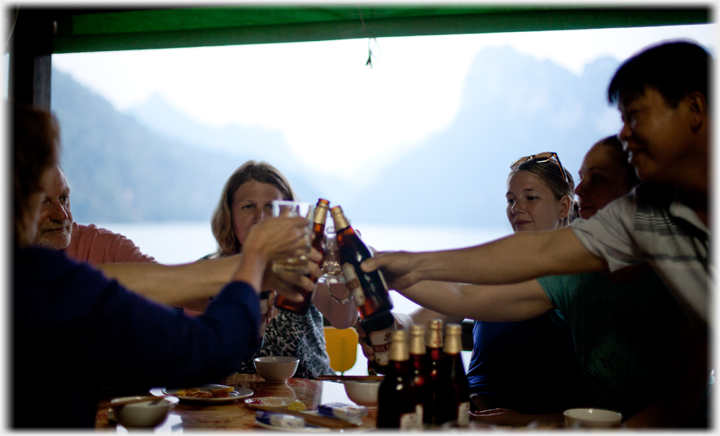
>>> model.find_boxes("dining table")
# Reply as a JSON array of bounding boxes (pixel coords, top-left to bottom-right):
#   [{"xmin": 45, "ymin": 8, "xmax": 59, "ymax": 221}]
[
  {"xmin": 94, "ymin": 373, "xmax": 378, "ymax": 432},
  {"xmin": 94, "ymin": 373, "xmax": 550, "ymax": 432}
]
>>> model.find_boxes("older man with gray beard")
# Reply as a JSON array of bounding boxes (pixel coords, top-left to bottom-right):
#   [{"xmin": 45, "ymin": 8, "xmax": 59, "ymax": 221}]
[
  {"xmin": 35, "ymin": 165, "xmax": 155, "ymax": 264},
  {"xmin": 34, "ymin": 165, "xmax": 304, "ymax": 321}
]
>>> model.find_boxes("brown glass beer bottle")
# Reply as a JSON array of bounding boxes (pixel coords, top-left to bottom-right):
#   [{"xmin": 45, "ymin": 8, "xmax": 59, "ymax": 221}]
[
  {"xmin": 330, "ymin": 205, "xmax": 395, "ymax": 374},
  {"xmin": 377, "ymin": 330, "xmax": 421, "ymax": 430},
  {"xmin": 436, "ymin": 324, "xmax": 471, "ymax": 427},
  {"xmin": 409, "ymin": 325, "xmax": 431, "ymax": 426},
  {"xmin": 275, "ymin": 198, "xmax": 329, "ymax": 315},
  {"xmin": 425, "ymin": 319, "xmax": 444, "ymax": 426}
]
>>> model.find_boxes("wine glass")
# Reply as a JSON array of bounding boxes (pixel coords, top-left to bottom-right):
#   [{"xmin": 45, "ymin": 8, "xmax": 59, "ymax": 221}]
[{"xmin": 318, "ymin": 226, "xmax": 345, "ymax": 285}]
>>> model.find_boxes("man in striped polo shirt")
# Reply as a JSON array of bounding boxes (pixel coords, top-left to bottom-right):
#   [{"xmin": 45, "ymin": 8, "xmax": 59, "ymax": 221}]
[
  {"xmin": 359, "ymin": 40, "xmax": 711, "ymax": 329},
  {"xmin": 570, "ymin": 41, "xmax": 710, "ymax": 328}
]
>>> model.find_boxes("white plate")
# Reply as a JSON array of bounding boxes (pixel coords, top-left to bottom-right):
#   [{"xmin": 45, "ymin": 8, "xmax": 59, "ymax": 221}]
[
  {"xmin": 255, "ymin": 420, "xmax": 330, "ymax": 432},
  {"xmin": 245, "ymin": 397, "xmax": 297, "ymax": 408},
  {"xmin": 163, "ymin": 384, "xmax": 253, "ymax": 404}
]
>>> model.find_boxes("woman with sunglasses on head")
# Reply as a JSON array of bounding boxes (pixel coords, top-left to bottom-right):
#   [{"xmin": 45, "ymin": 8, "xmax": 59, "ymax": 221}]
[
  {"xmin": 373, "ymin": 138, "xmax": 707, "ymax": 428},
  {"xmin": 359, "ymin": 151, "xmax": 591, "ymax": 416}
]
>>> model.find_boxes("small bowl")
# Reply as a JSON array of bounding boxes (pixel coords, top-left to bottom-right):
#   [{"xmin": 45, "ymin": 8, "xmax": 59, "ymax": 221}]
[
  {"xmin": 110, "ymin": 396, "xmax": 179, "ymax": 428},
  {"xmin": 343, "ymin": 380, "xmax": 381, "ymax": 407},
  {"xmin": 564, "ymin": 408, "xmax": 622, "ymax": 428},
  {"xmin": 254, "ymin": 356, "xmax": 299, "ymax": 383}
]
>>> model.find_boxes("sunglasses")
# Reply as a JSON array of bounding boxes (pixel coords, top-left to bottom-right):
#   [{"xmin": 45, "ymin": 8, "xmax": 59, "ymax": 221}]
[{"xmin": 510, "ymin": 152, "xmax": 568, "ymax": 183}]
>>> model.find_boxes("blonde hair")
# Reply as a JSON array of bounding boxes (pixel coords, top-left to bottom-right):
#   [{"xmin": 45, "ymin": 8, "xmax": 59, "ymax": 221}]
[
  {"xmin": 509, "ymin": 159, "xmax": 577, "ymax": 227},
  {"xmin": 210, "ymin": 161, "xmax": 296, "ymax": 257}
]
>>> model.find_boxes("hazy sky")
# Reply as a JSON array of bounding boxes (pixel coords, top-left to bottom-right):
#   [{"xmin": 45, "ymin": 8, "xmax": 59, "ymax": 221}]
[{"xmin": 52, "ymin": 23, "xmax": 716, "ymax": 180}]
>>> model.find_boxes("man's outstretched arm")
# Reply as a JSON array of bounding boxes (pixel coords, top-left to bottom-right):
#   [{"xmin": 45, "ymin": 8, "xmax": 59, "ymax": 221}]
[
  {"xmin": 98, "ymin": 252, "xmax": 320, "ymax": 310},
  {"xmin": 362, "ymin": 227, "xmax": 608, "ymax": 290}
]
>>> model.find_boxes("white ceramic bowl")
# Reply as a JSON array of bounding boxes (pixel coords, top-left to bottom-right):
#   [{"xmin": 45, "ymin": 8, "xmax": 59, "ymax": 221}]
[
  {"xmin": 110, "ymin": 396, "xmax": 179, "ymax": 428},
  {"xmin": 564, "ymin": 408, "xmax": 622, "ymax": 428},
  {"xmin": 254, "ymin": 356, "xmax": 299, "ymax": 383},
  {"xmin": 343, "ymin": 380, "xmax": 381, "ymax": 407}
]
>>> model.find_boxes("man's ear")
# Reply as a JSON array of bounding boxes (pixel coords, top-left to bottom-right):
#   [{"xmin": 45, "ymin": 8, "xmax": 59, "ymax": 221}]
[{"xmin": 686, "ymin": 91, "xmax": 707, "ymax": 131}]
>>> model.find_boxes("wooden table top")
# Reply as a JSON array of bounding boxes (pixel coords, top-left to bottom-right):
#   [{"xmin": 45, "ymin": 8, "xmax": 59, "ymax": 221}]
[{"xmin": 95, "ymin": 373, "xmax": 377, "ymax": 432}]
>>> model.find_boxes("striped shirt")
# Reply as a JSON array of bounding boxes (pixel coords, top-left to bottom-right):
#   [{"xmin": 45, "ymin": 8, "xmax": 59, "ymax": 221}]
[{"xmin": 571, "ymin": 183, "xmax": 710, "ymax": 325}]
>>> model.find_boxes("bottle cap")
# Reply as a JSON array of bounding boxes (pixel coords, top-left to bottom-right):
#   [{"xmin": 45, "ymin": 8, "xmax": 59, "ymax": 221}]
[
  {"xmin": 389, "ymin": 329, "xmax": 409, "ymax": 362},
  {"xmin": 330, "ymin": 206, "xmax": 350, "ymax": 231},
  {"xmin": 426, "ymin": 319, "xmax": 444, "ymax": 348},
  {"xmin": 313, "ymin": 199, "xmax": 330, "ymax": 224},
  {"xmin": 444, "ymin": 324, "xmax": 463, "ymax": 354},
  {"xmin": 408, "ymin": 325, "xmax": 426, "ymax": 355}
]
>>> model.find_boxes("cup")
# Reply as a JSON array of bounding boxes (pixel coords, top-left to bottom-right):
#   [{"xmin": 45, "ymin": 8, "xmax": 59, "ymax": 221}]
[
  {"xmin": 271, "ymin": 200, "xmax": 312, "ymax": 275},
  {"xmin": 318, "ymin": 226, "xmax": 345, "ymax": 285}
]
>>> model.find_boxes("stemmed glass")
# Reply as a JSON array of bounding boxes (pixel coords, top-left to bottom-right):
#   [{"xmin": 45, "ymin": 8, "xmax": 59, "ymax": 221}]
[{"xmin": 318, "ymin": 226, "xmax": 345, "ymax": 285}]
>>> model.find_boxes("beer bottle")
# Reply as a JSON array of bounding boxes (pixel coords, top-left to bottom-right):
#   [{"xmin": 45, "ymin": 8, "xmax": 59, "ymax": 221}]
[
  {"xmin": 330, "ymin": 205, "xmax": 395, "ymax": 374},
  {"xmin": 436, "ymin": 324, "xmax": 471, "ymax": 427},
  {"xmin": 409, "ymin": 325, "xmax": 431, "ymax": 426},
  {"xmin": 275, "ymin": 198, "xmax": 329, "ymax": 315},
  {"xmin": 377, "ymin": 330, "xmax": 420, "ymax": 430},
  {"xmin": 425, "ymin": 319, "xmax": 444, "ymax": 426}
]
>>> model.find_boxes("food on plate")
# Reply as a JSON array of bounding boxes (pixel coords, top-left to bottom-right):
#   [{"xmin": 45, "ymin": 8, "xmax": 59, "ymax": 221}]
[
  {"xmin": 288, "ymin": 400, "xmax": 307, "ymax": 412},
  {"xmin": 211, "ymin": 386, "xmax": 235, "ymax": 397},
  {"xmin": 176, "ymin": 386, "xmax": 234, "ymax": 398},
  {"xmin": 247, "ymin": 397, "xmax": 292, "ymax": 407}
]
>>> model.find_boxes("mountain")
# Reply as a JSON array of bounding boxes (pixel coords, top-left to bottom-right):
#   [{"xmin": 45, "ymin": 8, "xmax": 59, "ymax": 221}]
[
  {"xmin": 350, "ymin": 46, "xmax": 621, "ymax": 227},
  {"xmin": 51, "ymin": 46, "xmax": 622, "ymax": 229},
  {"xmin": 50, "ymin": 69, "xmax": 324, "ymax": 223},
  {"xmin": 127, "ymin": 94, "xmax": 294, "ymax": 168}
]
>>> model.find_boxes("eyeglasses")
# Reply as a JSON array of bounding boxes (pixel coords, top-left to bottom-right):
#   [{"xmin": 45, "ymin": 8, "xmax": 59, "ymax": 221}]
[{"xmin": 510, "ymin": 152, "xmax": 568, "ymax": 183}]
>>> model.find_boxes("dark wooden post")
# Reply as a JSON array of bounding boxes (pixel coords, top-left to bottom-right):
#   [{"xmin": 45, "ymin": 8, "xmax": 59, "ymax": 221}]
[{"xmin": 8, "ymin": 8, "xmax": 54, "ymax": 109}]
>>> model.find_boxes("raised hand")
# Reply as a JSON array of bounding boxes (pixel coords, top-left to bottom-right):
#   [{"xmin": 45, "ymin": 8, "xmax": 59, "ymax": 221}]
[
  {"xmin": 360, "ymin": 251, "xmax": 423, "ymax": 291},
  {"xmin": 232, "ymin": 211, "xmax": 310, "ymax": 292},
  {"xmin": 242, "ymin": 211, "xmax": 310, "ymax": 263},
  {"xmin": 261, "ymin": 247, "xmax": 322, "ymax": 302},
  {"xmin": 356, "ymin": 312, "xmax": 412, "ymax": 361}
]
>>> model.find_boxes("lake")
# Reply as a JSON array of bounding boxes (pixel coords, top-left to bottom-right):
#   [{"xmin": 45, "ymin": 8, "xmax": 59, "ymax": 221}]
[{"xmin": 94, "ymin": 221, "xmax": 510, "ymax": 374}]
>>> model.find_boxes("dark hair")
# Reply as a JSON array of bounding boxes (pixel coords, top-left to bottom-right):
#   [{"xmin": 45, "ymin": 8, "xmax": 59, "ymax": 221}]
[
  {"xmin": 510, "ymin": 158, "xmax": 577, "ymax": 225},
  {"xmin": 12, "ymin": 102, "xmax": 60, "ymax": 245},
  {"xmin": 597, "ymin": 135, "xmax": 641, "ymax": 189},
  {"xmin": 210, "ymin": 160, "xmax": 296, "ymax": 257},
  {"xmin": 608, "ymin": 41, "xmax": 710, "ymax": 110}
]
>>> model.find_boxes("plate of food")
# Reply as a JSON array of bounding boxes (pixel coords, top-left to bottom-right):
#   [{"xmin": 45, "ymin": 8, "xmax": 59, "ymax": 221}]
[
  {"xmin": 163, "ymin": 384, "xmax": 253, "ymax": 404},
  {"xmin": 245, "ymin": 397, "xmax": 302, "ymax": 409}
]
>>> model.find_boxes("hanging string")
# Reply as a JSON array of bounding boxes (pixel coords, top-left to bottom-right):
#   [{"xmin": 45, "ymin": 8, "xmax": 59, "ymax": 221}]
[{"xmin": 357, "ymin": 5, "xmax": 379, "ymax": 68}]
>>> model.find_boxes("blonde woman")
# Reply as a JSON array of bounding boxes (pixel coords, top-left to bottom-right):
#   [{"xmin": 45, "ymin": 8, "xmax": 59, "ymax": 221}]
[{"xmin": 206, "ymin": 160, "xmax": 357, "ymax": 378}]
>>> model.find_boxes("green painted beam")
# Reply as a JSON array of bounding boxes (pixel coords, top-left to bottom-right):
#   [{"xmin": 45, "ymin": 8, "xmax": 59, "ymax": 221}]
[{"xmin": 51, "ymin": 6, "xmax": 710, "ymax": 54}]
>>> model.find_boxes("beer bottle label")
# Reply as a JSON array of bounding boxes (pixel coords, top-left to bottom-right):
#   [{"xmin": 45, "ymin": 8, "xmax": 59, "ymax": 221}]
[
  {"xmin": 457, "ymin": 401, "xmax": 470, "ymax": 427},
  {"xmin": 399, "ymin": 411, "xmax": 418, "ymax": 430},
  {"xmin": 368, "ymin": 327, "xmax": 394, "ymax": 366},
  {"xmin": 341, "ymin": 263, "xmax": 365, "ymax": 305}
]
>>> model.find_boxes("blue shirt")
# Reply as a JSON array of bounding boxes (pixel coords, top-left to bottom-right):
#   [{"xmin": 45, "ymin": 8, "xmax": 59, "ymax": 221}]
[
  {"xmin": 13, "ymin": 247, "xmax": 262, "ymax": 428},
  {"xmin": 467, "ymin": 313, "xmax": 590, "ymax": 414}
]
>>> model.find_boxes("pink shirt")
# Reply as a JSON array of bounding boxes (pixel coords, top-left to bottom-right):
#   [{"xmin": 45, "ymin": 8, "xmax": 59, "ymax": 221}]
[{"xmin": 64, "ymin": 223, "xmax": 156, "ymax": 266}]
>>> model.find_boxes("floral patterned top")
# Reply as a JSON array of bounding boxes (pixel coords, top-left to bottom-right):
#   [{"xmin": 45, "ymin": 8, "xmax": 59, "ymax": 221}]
[{"xmin": 236, "ymin": 304, "xmax": 335, "ymax": 379}]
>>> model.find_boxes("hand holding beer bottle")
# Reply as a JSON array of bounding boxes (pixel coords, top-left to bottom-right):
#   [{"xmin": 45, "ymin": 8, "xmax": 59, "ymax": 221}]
[
  {"xmin": 331, "ymin": 205, "xmax": 396, "ymax": 374},
  {"xmin": 274, "ymin": 199, "xmax": 330, "ymax": 315}
]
